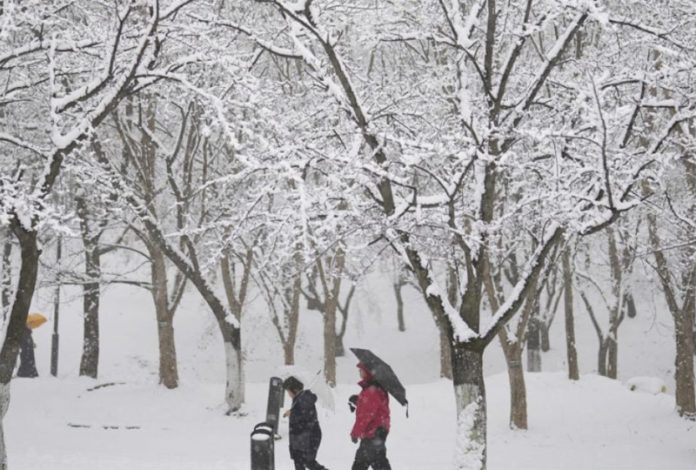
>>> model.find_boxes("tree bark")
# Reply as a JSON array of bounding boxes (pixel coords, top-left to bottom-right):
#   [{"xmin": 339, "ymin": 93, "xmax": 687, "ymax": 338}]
[
  {"xmin": 150, "ymin": 247, "xmax": 178, "ymax": 389},
  {"xmin": 505, "ymin": 351, "xmax": 527, "ymax": 429},
  {"xmin": 283, "ymin": 272, "xmax": 302, "ymax": 366},
  {"xmin": 597, "ymin": 340, "xmax": 608, "ymax": 377},
  {"xmin": 607, "ymin": 334, "xmax": 618, "ymax": 379},
  {"xmin": 647, "ymin": 212, "xmax": 696, "ymax": 417},
  {"xmin": 221, "ymin": 322, "xmax": 243, "ymax": 412},
  {"xmin": 0, "ymin": 233, "xmax": 11, "ymax": 321},
  {"xmin": 0, "ymin": 229, "xmax": 39, "ymax": 383},
  {"xmin": 394, "ymin": 280, "xmax": 406, "ymax": 332},
  {"xmin": 674, "ymin": 303, "xmax": 696, "ymax": 416},
  {"xmin": 0, "ymin": 228, "xmax": 39, "ymax": 469},
  {"xmin": 540, "ymin": 323, "xmax": 550, "ymax": 352},
  {"xmin": 323, "ymin": 291, "xmax": 338, "ymax": 387},
  {"xmin": 79, "ymin": 239, "xmax": 100, "ymax": 378},
  {"xmin": 526, "ymin": 318, "xmax": 542, "ymax": 372},
  {"xmin": 606, "ymin": 227, "xmax": 623, "ymax": 381},
  {"xmin": 439, "ymin": 324, "xmax": 453, "ymax": 379},
  {"xmin": 626, "ymin": 294, "xmax": 637, "ymax": 319},
  {"xmin": 452, "ymin": 345, "xmax": 486, "ymax": 469},
  {"xmin": 562, "ymin": 249, "xmax": 580, "ymax": 380}
]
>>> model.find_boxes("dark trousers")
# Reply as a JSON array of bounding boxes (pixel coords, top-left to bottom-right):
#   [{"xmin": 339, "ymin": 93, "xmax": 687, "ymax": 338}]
[
  {"xmin": 351, "ymin": 435, "xmax": 391, "ymax": 470},
  {"xmin": 293, "ymin": 458, "xmax": 328, "ymax": 470}
]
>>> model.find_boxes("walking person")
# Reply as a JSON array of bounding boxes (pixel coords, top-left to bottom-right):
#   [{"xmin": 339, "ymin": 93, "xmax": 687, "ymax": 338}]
[
  {"xmin": 282, "ymin": 376, "xmax": 329, "ymax": 470},
  {"xmin": 350, "ymin": 362, "xmax": 391, "ymax": 470},
  {"xmin": 17, "ymin": 325, "xmax": 38, "ymax": 378}
]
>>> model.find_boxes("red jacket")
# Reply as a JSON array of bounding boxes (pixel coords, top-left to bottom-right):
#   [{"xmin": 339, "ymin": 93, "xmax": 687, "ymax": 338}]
[{"xmin": 350, "ymin": 378, "xmax": 390, "ymax": 440}]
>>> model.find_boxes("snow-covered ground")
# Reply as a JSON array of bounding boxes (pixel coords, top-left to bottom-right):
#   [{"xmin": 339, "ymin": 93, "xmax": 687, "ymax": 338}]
[
  {"xmin": 12, "ymin": 270, "xmax": 693, "ymax": 469},
  {"xmin": 5, "ymin": 372, "xmax": 694, "ymax": 469}
]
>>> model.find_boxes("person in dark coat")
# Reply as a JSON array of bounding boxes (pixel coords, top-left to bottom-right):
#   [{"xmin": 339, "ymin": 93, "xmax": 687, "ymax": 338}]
[
  {"xmin": 349, "ymin": 362, "xmax": 391, "ymax": 470},
  {"xmin": 17, "ymin": 326, "xmax": 38, "ymax": 378},
  {"xmin": 283, "ymin": 376, "xmax": 328, "ymax": 470}
]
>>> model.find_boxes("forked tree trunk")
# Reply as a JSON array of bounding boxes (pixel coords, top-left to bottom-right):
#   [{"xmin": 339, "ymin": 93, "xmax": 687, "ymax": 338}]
[
  {"xmin": 562, "ymin": 249, "xmax": 579, "ymax": 380},
  {"xmin": 79, "ymin": 240, "xmax": 100, "ymax": 378}
]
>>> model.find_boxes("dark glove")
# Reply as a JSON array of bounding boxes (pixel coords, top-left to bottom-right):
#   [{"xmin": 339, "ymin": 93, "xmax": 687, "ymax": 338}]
[
  {"xmin": 348, "ymin": 394, "xmax": 358, "ymax": 413},
  {"xmin": 351, "ymin": 435, "xmax": 358, "ymax": 444}
]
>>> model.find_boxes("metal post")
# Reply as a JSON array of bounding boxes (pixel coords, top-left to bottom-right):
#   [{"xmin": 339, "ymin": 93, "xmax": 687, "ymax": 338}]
[
  {"xmin": 265, "ymin": 377, "xmax": 284, "ymax": 436},
  {"xmin": 50, "ymin": 236, "xmax": 61, "ymax": 377},
  {"xmin": 250, "ymin": 422, "xmax": 274, "ymax": 470}
]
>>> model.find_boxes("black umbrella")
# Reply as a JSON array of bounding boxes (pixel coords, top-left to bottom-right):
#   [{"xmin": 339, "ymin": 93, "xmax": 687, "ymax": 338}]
[{"xmin": 350, "ymin": 348, "xmax": 408, "ymax": 407}]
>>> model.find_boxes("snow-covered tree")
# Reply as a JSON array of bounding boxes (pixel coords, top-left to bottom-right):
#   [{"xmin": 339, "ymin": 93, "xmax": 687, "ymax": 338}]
[
  {"xmin": 0, "ymin": 1, "xmax": 201, "ymax": 464},
  {"xmin": 231, "ymin": 1, "xmax": 692, "ymax": 467}
]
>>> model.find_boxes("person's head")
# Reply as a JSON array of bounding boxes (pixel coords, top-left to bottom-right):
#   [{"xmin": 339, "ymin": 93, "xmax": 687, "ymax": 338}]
[
  {"xmin": 282, "ymin": 376, "xmax": 304, "ymax": 398},
  {"xmin": 357, "ymin": 362, "xmax": 372, "ymax": 381}
]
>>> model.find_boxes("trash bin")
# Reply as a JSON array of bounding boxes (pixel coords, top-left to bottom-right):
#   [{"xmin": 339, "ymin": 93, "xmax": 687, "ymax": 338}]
[
  {"xmin": 250, "ymin": 422, "xmax": 274, "ymax": 470},
  {"xmin": 265, "ymin": 376, "xmax": 284, "ymax": 435}
]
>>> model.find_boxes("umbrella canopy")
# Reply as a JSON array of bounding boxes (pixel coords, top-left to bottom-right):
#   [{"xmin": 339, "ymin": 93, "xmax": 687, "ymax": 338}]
[
  {"xmin": 26, "ymin": 313, "xmax": 47, "ymax": 330},
  {"xmin": 350, "ymin": 348, "xmax": 408, "ymax": 407},
  {"xmin": 275, "ymin": 365, "xmax": 336, "ymax": 412}
]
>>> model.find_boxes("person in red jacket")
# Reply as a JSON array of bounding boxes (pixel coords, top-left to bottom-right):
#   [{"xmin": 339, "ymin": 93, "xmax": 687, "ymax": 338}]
[{"xmin": 349, "ymin": 362, "xmax": 391, "ymax": 470}]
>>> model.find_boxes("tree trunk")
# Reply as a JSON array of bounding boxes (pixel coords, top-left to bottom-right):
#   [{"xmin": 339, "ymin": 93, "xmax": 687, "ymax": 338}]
[
  {"xmin": 562, "ymin": 249, "xmax": 579, "ymax": 380},
  {"xmin": 0, "ymin": 230, "xmax": 39, "ymax": 382},
  {"xmin": 283, "ymin": 341, "xmax": 295, "ymax": 366},
  {"xmin": 607, "ymin": 335, "xmax": 618, "ymax": 380},
  {"xmin": 320, "ymin": 248, "xmax": 345, "ymax": 388},
  {"xmin": 394, "ymin": 281, "xmax": 406, "ymax": 332},
  {"xmin": 136, "ymin": 214, "xmax": 243, "ymax": 410},
  {"xmin": 439, "ymin": 324, "xmax": 453, "ymax": 379},
  {"xmin": 79, "ymin": 240, "xmax": 100, "ymax": 378},
  {"xmin": 221, "ymin": 323, "xmax": 244, "ymax": 412},
  {"xmin": 334, "ymin": 334, "xmax": 345, "ymax": 357},
  {"xmin": 674, "ymin": 305, "xmax": 696, "ymax": 416},
  {"xmin": 597, "ymin": 339, "xmax": 608, "ymax": 377},
  {"xmin": 0, "ymin": 234, "xmax": 11, "ymax": 320},
  {"xmin": 452, "ymin": 346, "xmax": 486, "ymax": 470},
  {"xmin": 323, "ymin": 293, "xmax": 338, "ymax": 387},
  {"xmin": 0, "ymin": 229, "xmax": 40, "ymax": 469},
  {"xmin": 526, "ymin": 318, "xmax": 542, "ymax": 372},
  {"xmin": 540, "ymin": 323, "xmax": 550, "ymax": 352},
  {"xmin": 283, "ymin": 272, "xmax": 302, "ymax": 366},
  {"xmin": 626, "ymin": 294, "xmax": 637, "ymax": 319},
  {"xmin": 0, "ymin": 383, "xmax": 9, "ymax": 469},
  {"xmin": 504, "ymin": 348, "xmax": 527, "ymax": 429},
  {"xmin": 150, "ymin": 248, "xmax": 178, "ymax": 389}
]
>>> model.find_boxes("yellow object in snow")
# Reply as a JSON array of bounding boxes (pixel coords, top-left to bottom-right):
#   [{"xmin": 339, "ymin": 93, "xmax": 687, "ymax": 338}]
[{"xmin": 26, "ymin": 313, "xmax": 47, "ymax": 329}]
